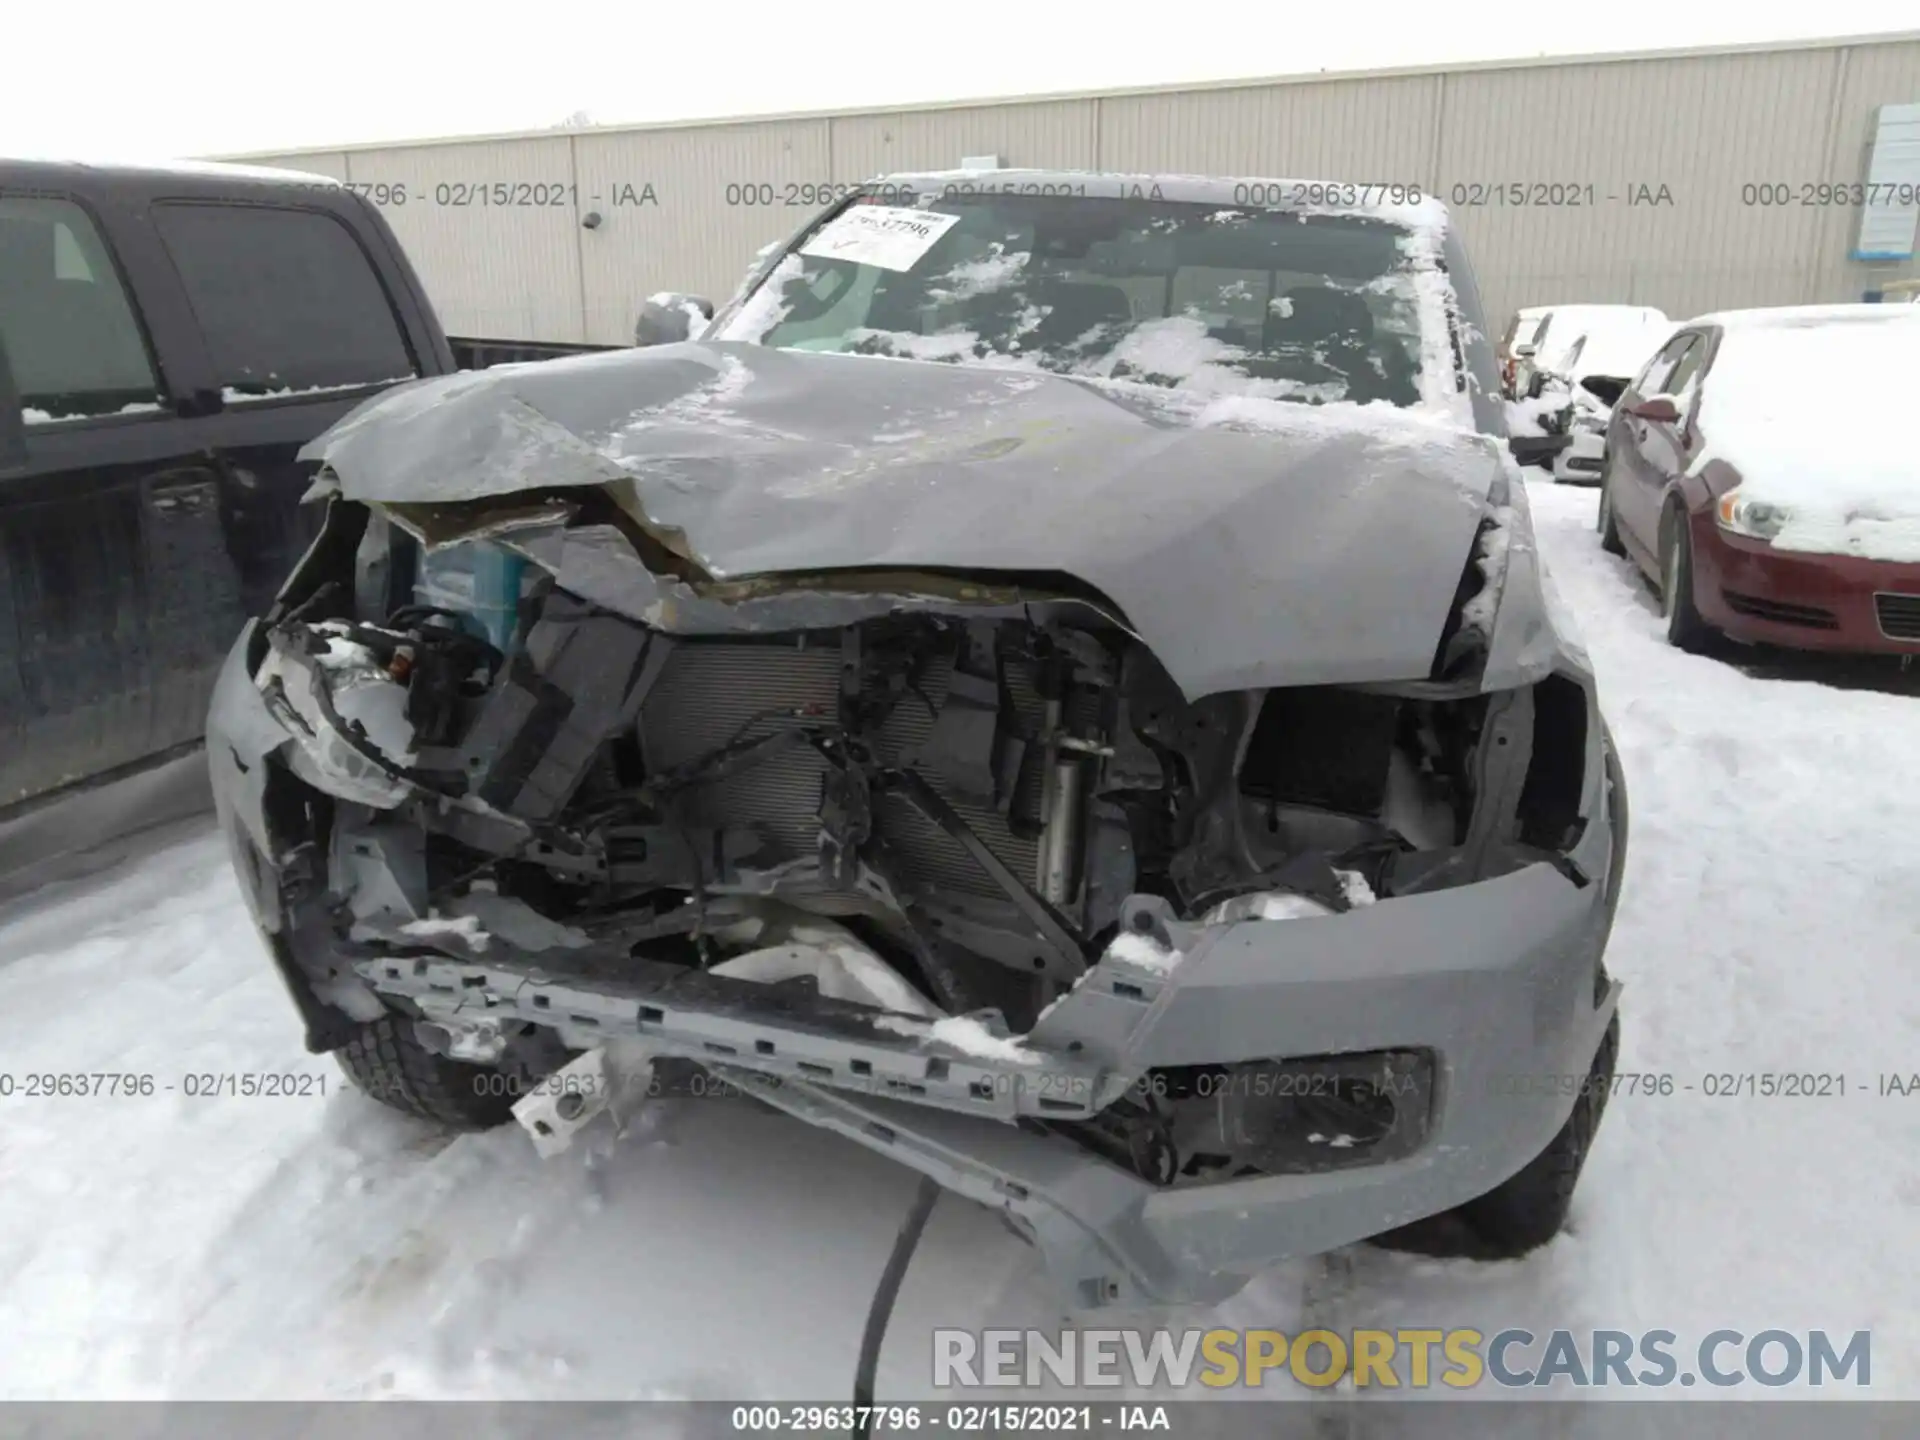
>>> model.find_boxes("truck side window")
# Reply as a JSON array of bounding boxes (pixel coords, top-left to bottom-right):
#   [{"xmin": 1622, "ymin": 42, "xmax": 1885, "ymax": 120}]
[
  {"xmin": 151, "ymin": 203, "xmax": 418, "ymax": 396},
  {"xmin": 0, "ymin": 196, "xmax": 162, "ymax": 421}
]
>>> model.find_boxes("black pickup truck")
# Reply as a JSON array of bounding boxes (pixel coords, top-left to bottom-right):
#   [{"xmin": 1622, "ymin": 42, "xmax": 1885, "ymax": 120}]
[{"xmin": 0, "ymin": 158, "xmax": 614, "ymax": 893}]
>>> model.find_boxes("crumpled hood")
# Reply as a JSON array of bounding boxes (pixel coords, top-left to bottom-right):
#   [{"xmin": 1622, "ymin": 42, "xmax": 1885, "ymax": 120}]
[{"xmin": 303, "ymin": 341, "xmax": 1517, "ymax": 695}]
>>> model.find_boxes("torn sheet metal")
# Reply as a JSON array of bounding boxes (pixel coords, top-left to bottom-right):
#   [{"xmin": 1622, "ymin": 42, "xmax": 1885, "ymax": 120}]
[{"xmin": 302, "ymin": 341, "xmax": 1516, "ymax": 695}]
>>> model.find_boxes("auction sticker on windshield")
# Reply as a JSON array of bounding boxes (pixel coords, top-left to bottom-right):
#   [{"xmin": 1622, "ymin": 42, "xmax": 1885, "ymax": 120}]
[{"xmin": 798, "ymin": 205, "xmax": 962, "ymax": 271}]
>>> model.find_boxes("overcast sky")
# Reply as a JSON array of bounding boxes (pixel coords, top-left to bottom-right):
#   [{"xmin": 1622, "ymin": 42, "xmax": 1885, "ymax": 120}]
[{"xmin": 10, "ymin": 2, "xmax": 1917, "ymax": 160}]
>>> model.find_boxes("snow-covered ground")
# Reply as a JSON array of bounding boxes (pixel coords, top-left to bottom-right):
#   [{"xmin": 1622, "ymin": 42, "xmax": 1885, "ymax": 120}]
[{"xmin": 2, "ymin": 478, "xmax": 1915, "ymax": 1410}]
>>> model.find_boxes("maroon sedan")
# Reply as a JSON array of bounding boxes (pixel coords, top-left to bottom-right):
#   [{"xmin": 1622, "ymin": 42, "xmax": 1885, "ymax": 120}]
[{"xmin": 1595, "ymin": 304, "xmax": 1920, "ymax": 655}]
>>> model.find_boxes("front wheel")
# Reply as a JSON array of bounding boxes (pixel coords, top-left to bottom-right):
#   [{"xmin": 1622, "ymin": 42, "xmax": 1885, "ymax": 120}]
[
  {"xmin": 1369, "ymin": 1008, "xmax": 1620, "ymax": 1259},
  {"xmin": 1597, "ymin": 465, "xmax": 1626, "ymax": 556},
  {"xmin": 336, "ymin": 1015, "xmax": 522, "ymax": 1130},
  {"xmin": 1659, "ymin": 507, "xmax": 1717, "ymax": 653},
  {"xmin": 1449, "ymin": 1013, "xmax": 1620, "ymax": 1255}
]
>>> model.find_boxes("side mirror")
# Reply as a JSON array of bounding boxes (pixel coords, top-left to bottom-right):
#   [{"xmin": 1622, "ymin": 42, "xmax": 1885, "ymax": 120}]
[
  {"xmin": 1514, "ymin": 342, "xmax": 1537, "ymax": 358},
  {"xmin": 634, "ymin": 293, "xmax": 715, "ymax": 347},
  {"xmin": 1627, "ymin": 395, "xmax": 1681, "ymax": 423},
  {"xmin": 0, "ymin": 334, "xmax": 27, "ymax": 472}
]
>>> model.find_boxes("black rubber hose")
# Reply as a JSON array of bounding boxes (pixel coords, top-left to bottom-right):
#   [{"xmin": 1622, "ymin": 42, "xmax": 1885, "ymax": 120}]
[{"xmin": 851, "ymin": 1174, "xmax": 942, "ymax": 1439}]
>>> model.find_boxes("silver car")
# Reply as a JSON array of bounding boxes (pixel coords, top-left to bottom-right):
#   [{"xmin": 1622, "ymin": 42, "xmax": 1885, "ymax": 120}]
[{"xmin": 207, "ymin": 172, "xmax": 1626, "ymax": 1311}]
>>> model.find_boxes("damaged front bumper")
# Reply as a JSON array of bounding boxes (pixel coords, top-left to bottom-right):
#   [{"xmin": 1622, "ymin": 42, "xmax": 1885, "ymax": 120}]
[{"xmin": 208, "ymin": 615, "xmax": 1624, "ymax": 1310}]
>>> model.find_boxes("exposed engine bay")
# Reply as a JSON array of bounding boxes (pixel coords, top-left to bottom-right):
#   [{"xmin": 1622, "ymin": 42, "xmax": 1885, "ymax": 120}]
[{"xmin": 241, "ymin": 492, "xmax": 1597, "ymax": 1191}]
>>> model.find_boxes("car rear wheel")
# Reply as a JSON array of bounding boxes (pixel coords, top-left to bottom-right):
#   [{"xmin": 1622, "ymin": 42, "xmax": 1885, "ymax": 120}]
[
  {"xmin": 1658, "ymin": 507, "xmax": 1717, "ymax": 653},
  {"xmin": 1597, "ymin": 465, "xmax": 1626, "ymax": 556}
]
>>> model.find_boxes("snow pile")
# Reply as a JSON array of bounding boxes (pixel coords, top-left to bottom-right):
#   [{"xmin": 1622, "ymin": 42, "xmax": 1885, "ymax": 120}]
[
  {"xmin": 840, "ymin": 326, "xmax": 993, "ymax": 364},
  {"xmin": 925, "ymin": 1016, "xmax": 1043, "ymax": 1066},
  {"xmin": 1335, "ymin": 869, "xmax": 1377, "ymax": 907},
  {"xmin": 398, "ymin": 913, "xmax": 491, "ymax": 951},
  {"xmin": 1392, "ymin": 225, "xmax": 1475, "ymax": 423},
  {"xmin": 645, "ymin": 291, "xmax": 710, "ymax": 337},
  {"xmin": 1104, "ymin": 929, "xmax": 1187, "ymax": 972},
  {"xmin": 927, "ymin": 246, "xmax": 1029, "ymax": 301},
  {"xmin": 24, "ymin": 400, "xmax": 165, "ymax": 423},
  {"xmin": 1082, "ymin": 315, "xmax": 1337, "ymax": 404},
  {"xmin": 1691, "ymin": 313, "xmax": 1920, "ymax": 562},
  {"xmin": 223, "ymin": 378, "xmax": 412, "ymax": 402},
  {"xmin": 1506, "ymin": 394, "xmax": 1563, "ymax": 436},
  {"xmin": 867, "ymin": 1011, "xmax": 1044, "ymax": 1066}
]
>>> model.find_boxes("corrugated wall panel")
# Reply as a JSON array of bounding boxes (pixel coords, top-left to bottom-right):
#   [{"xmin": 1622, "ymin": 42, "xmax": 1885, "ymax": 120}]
[
  {"xmin": 1806, "ymin": 40, "xmax": 1920, "ymax": 302},
  {"xmin": 226, "ymin": 37, "xmax": 1920, "ymax": 344},
  {"xmin": 1095, "ymin": 76, "xmax": 1438, "ymax": 180},
  {"xmin": 343, "ymin": 138, "xmax": 585, "ymax": 342},
  {"xmin": 1437, "ymin": 48, "xmax": 1843, "ymax": 328},
  {"xmin": 574, "ymin": 120, "xmax": 831, "ymax": 344},
  {"xmin": 828, "ymin": 99, "xmax": 1098, "ymax": 179}
]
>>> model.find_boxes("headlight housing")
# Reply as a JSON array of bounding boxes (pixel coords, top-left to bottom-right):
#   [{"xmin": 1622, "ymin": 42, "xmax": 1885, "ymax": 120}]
[{"xmin": 1716, "ymin": 486, "xmax": 1790, "ymax": 542}]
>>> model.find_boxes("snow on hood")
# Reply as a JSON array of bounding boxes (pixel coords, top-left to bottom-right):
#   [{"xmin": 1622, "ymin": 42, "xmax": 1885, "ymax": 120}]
[
  {"xmin": 301, "ymin": 340, "xmax": 1527, "ymax": 696},
  {"xmin": 1691, "ymin": 315, "xmax": 1920, "ymax": 562}
]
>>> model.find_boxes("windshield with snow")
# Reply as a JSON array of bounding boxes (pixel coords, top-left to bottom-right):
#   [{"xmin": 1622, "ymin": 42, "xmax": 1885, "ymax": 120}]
[{"xmin": 717, "ymin": 192, "xmax": 1448, "ymax": 410}]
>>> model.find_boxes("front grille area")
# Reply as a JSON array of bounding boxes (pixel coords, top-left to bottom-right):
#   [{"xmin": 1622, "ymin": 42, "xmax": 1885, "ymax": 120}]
[
  {"xmin": 1875, "ymin": 592, "xmax": 1920, "ymax": 641},
  {"xmin": 638, "ymin": 636, "xmax": 1050, "ymax": 900},
  {"xmin": 1721, "ymin": 591, "xmax": 1839, "ymax": 630}
]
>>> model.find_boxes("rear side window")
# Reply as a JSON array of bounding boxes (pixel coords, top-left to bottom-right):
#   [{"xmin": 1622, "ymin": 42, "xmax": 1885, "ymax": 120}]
[
  {"xmin": 1636, "ymin": 334, "xmax": 1693, "ymax": 396},
  {"xmin": 1662, "ymin": 340, "xmax": 1706, "ymax": 399},
  {"xmin": 152, "ymin": 203, "xmax": 417, "ymax": 395},
  {"xmin": 0, "ymin": 196, "xmax": 162, "ymax": 420}
]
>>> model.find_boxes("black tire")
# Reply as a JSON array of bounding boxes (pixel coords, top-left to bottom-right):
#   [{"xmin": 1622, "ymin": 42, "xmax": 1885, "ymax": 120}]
[
  {"xmin": 336, "ymin": 1015, "xmax": 520, "ymax": 1130},
  {"xmin": 1597, "ymin": 462, "xmax": 1626, "ymax": 556},
  {"xmin": 1369, "ymin": 1008, "xmax": 1620, "ymax": 1260},
  {"xmin": 1658, "ymin": 505, "xmax": 1717, "ymax": 653},
  {"xmin": 1449, "ymin": 1012, "xmax": 1620, "ymax": 1256}
]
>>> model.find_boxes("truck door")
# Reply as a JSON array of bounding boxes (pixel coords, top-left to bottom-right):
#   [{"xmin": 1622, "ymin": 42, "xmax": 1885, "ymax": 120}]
[
  {"xmin": 0, "ymin": 192, "xmax": 200, "ymax": 811},
  {"xmin": 141, "ymin": 199, "xmax": 424, "ymax": 622}
]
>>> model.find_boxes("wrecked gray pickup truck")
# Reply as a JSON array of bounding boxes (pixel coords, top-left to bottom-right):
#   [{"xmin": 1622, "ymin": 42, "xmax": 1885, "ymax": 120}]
[{"xmin": 207, "ymin": 173, "xmax": 1626, "ymax": 1310}]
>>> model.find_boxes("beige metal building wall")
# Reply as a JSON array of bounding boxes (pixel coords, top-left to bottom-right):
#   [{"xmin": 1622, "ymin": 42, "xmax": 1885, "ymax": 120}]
[{"xmin": 227, "ymin": 31, "xmax": 1920, "ymax": 345}]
